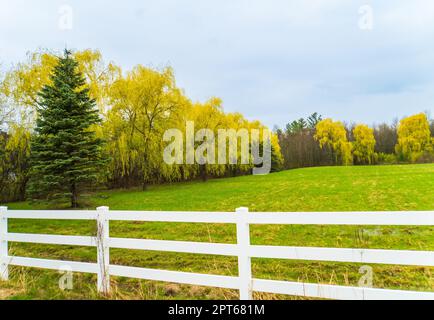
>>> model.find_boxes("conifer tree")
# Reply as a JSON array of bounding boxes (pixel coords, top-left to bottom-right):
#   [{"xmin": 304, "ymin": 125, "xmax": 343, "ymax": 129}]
[{"xmin": 28, "ymin": 50, "xmax": 104, "ymax": 208}]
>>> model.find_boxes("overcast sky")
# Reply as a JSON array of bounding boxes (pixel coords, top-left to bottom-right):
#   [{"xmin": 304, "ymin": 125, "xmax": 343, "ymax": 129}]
[{"xmin": 1, "ymin": 0, "xmax": 434, "ymax": 128}]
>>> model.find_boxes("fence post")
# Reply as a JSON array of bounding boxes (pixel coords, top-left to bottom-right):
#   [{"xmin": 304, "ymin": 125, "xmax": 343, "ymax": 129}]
[
  {"xmin": 236, "ymin": 207, "xmax": 252, "ymax": 300},
  {"xmin": 0, "ymin": 206, "xmax": 8, "ymax": 281},
  {"xmin": 96, "ymin": 206, "xmax": 110, "ymax": 295}
]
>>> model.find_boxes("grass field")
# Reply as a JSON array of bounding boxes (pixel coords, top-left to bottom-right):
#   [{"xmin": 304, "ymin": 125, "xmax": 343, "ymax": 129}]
[{"xmin": 1, "ymin": 164, "xmax": 434, "ymax": 300}]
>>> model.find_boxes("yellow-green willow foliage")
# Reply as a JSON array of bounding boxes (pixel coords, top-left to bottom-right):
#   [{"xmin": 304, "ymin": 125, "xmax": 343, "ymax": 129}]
[
  {"xmin": 103, "ymin": 65, "xmax": 191, "ymax": 188},
  {"xmin": 396, "ymin": 113, "xmax": 433, "ymax": 162},
  {"xmin": 175, "ymin": 99, "xmax": 282, "ymax": 181},
  {"xmin": 352, "ymin": 124, "xmax": 376, "ymax": 164},
  {"xmin": 181, "ymin": 98, "xmax": 227, "ymax": 181},
  {"xmin": 0, "ymin": 124, "xmax": 31, "ymax": 202},
  {"xmin": 315, "ymin": 119, "xmax": 353, "ymax": 165},
  {"xmin": 0, "ymin": 70, "xmax": 13, "ymax": 127}
]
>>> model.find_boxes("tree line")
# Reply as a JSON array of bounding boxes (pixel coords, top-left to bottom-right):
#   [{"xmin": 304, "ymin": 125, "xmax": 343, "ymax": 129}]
[
  {"xmin": 275, "ymin": 112, "xmax": 434, "ymax": 169},
  {"xmin": 0, "ymin": 49, "xmax": 283, "ymax": 206}
]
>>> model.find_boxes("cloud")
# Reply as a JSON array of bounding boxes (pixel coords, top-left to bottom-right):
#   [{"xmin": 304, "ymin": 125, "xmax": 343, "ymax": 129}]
[{"xmin": 0, "ymin": 0, "xmax": 433, "ymax": 127}]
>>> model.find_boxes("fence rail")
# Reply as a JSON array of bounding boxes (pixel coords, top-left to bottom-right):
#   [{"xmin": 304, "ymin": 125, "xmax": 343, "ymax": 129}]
[{"xmin": 0, "ymin": 206, "xmax": 433, "ymax": 300}]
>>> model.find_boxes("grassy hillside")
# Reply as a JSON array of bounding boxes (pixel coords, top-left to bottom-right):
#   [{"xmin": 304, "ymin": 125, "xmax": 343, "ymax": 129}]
[
  {"xmin": 1, "ymin": 164, "xmax": 434, "ymax": 300},
  {"xmin": 9, "ymin": 164, "xmax": 434, "ymax": 212}
]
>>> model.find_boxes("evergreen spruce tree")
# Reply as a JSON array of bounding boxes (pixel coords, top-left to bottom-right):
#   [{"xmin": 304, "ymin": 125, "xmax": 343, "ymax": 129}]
[{"xmin": 28, "ymin": 50, "xmax": 104, "ymax": 208}]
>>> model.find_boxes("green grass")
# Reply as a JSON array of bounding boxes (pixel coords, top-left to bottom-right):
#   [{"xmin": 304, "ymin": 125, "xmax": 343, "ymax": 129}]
[{"xmin": 1, "ymin": 164, "xmax": 434, "ymax": 300}]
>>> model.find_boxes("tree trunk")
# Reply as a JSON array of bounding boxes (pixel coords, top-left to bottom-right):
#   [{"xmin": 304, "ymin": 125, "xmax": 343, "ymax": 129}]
[
  {"xmin": 200, "ymin": 165, "xmax": 207, "ymax": 182},
  {"xmin": 18, "ymin": 177, "xmax": 29, "ymax": 202},
  {"xmin": 71, "ymin": 183, "xmax": 78, "ymax": 208}
]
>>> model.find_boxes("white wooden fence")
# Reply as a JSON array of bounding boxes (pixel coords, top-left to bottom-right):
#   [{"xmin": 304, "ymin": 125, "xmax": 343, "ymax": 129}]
[{"xmin": 0, "ymin": 206, "xmax": 434, "ymax": 300}]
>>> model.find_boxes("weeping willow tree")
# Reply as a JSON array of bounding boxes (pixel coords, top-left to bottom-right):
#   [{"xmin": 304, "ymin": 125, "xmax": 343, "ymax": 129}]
[
  {"xmin": 0, "ymin": 67, "xmax": 32, "ymax": 203},
  {"xmin": 315, "ymin": 119, "xmax": 353, "ymax": 166},
  {"xmin": 395, "ymin": 113, "xmax": 433, "ymax": 163},
  {"xmin": 104, "ymin": 66, "xmax": 188, "ymax": 189},
  {"xmin": 0, "ymin": 125, "xmax": 31, "ymax": 202},
  {"xmin": 186, "ymin": 98, "xmax": 227, "ymax": 181},
  {"xmin": 352, "ymin": 124, "xmax": 376, "ymax": 165}
]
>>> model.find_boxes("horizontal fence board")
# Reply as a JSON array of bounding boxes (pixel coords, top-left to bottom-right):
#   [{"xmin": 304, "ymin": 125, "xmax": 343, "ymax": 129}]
[
  {"xmin": 249, "ymin": 246, "xmax": 434, "ymax": 267},
  {"xmin": 249, "ymin": 211, "xmax": 434, "ymax": 226},
  {"xmin": 109, "ymin": 265, "xmax": 240, "ymax": 289},
  {"xmin": 7, "ymin": 233, "xmax": 96, "ymax": 247},
  {"xmin": 107, "ymin": 211, "xmax": 238, "ymax": 224},
  {"xmin": 109, "ymin": 238, "xmax": 238, "ymax": 256},
  {"xmin": 252, "ymin": 279, "xmax": 434, "ymax": 300},
  {"xmin": 5, "ymin": 210, "xmax": 97, "ymax": 220},
  {"xmin": 6, "ymin": 256, "xmax": 98, "ymax": 274},
  {"xmin": 5, "ymin": 210, "xmax": 434, "ymax": 226}
]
